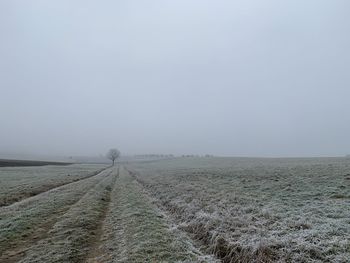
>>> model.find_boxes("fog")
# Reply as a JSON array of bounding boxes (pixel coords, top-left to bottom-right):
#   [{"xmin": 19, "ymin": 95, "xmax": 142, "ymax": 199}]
[{"xmin": 1, "ymin": 0, "xmax": 350, "ymax": 158}]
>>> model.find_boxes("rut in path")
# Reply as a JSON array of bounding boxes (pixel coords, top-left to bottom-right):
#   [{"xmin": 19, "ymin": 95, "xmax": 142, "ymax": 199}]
[
  {"xmin": 0, "ymin": 168, "xmax": 112, "ymax": 263},
  {"xmin": 86, "ymin": 166, "xmax": 208, "ymax": 263},
  {"xmin": 85, "ymin": 166, "xmax": 119, "ymax": 263}
]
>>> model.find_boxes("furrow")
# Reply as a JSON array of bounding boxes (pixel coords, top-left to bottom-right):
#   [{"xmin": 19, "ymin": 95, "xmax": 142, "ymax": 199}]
[{"xmin": 85, "ymin": 166, "xmax": 119, "ymax": 262}]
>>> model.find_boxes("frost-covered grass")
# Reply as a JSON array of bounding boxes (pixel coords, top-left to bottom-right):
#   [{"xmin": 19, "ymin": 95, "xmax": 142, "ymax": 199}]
[
  {"xmin": 2, "ymin": 159, "xmax": 348, "ymax": 262},
  {"xmin": 87, "ymin": 166, "xmax": 201, "ymax": 263},
  {"xmin": 0, "ymin": 168, "xmax": 110, "ymax": 258},
  {"xmin": 18, "ymin": 169, "xmax": 116, "ymax": 263},
  {"xmin": 0, "ymin": 163, "xmax": 106, "ymax": 206},
  {"xmin": 129, "ymin": 157, "xmax": 350, "ymax": 262}
]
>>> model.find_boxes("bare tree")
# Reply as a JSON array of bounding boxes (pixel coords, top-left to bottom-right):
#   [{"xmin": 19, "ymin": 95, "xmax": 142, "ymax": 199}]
[{"xmin": 107, "ymin": 148, "xmax": 120, "ymax": 166}]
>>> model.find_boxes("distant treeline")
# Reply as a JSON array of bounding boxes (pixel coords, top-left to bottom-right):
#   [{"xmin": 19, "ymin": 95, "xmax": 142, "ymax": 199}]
[
  {"xmin": 134, "ymin": 154, "xmax": 174, "ymax": 158},
  {"xmin": 0, "ymin": 159, "xmax": 72, "ymax": 167},
  {"xmin": 181, "ymin": 154, "xmax": 214, "ymax": 158},
  {"xmin": 134, "ymin": 154, "xmax": 214, "ymax": 158}
]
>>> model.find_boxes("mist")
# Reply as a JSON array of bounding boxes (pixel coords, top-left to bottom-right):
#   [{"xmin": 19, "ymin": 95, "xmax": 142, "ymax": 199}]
[{"xmin": 1, "ymin": 0, "xmax": 350, "ymax": 158}]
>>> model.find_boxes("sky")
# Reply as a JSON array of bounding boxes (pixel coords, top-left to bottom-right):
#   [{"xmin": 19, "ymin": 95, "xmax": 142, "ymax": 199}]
[{"xmin": 0, "ymin": 0, "xmax": 350, "ymax": 157}]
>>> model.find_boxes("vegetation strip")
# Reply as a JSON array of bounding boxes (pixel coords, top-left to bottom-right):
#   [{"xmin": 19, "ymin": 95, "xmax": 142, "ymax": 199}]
[
  {"xmin": 126, "ymin": 167, "xmax": 284, "ymax": 262},
  {"xmin": 17, "ymin": 169, "xmax": 116, "ymax": 263},
  {"xmin": 0, "ymin": 166, "xmax": 109, "ymax": 207},
  {"xmin": 86, "ymin": 166, "xmax": 200, "ymax": 262},
  {"xmin": 0, "ymin": 168, "xmax": 111, "ymax": 261},
  {"xmin": 127, "ymin": 158, "xmax": 350, "ymax": 262},
  {"xmin": 85, "ymin": 166, "xmax": 119, "ymax": 262}
]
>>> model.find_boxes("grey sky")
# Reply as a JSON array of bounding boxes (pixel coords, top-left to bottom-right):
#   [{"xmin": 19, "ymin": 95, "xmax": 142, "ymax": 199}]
[{"xmin": 1, "ymin": 0, "xmax": 349, "ymax": 157}]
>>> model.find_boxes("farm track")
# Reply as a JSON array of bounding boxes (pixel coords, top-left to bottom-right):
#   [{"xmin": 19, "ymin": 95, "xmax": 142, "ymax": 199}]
[
  {"xmin": 86, "ymin": 166, "xmax": 205, "ymax": 262},
  {"xmin": 2, "ymin": 158, "xmax": 347, "ymax": 262},
  {"xmin": 0, "ymin": 167, "xmax": 109, "ymax": 207},
  {"xmin": 0, "ymin": 167, "xmax": 113, "ymax": 263},
  {"xmin": 3, "ymin": 165, "xmax": 217, "ymax": 262},
  {"xmin": 85, "ymin": 166, "xmax": 119, "ymax": 262}
]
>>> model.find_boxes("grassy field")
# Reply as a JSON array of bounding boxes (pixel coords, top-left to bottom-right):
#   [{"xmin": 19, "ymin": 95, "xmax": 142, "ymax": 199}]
[
  {"xmin": 0, "ymin": 158, "xmax": 349, "ymax": 262},
  {"xmin": 0, "ymin": 164, "xmax": 107, "ymax": 206},
  {"xmin": 0, "ymin": 159, "xmax": 72, "ymax": 167},
  {"xmin": 128, "ymin": 157, "xmax": 350, "ymax": 262},
  {"xmin": 0, "ymin": 164, "xmax": 207, "ymax": 262}
]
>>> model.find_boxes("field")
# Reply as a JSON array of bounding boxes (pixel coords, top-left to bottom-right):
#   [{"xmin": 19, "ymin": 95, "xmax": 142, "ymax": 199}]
[
  {"xmin": 128, "ymin": 157, "xmax": 350, "ymax": 262},
  {"xmin": 0, "ymin": 159, "xmax": 72, "ymax": 168},
  {"xmin": 0, "ymin": 158, "xmax": 349, "ymax": 262},
  {"xmin": 0, "ymin": 164, "xmax": 202, "ymax": 263},
  {"xmin": 0, "ymin": 164, "xmax": 106, "ymax": 206}
]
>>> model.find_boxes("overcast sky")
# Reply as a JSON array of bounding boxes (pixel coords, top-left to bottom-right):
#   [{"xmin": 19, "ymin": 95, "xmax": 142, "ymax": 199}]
[{"xmin": 1, "ymin": 0, "xmax": 350, "ymax": 157}]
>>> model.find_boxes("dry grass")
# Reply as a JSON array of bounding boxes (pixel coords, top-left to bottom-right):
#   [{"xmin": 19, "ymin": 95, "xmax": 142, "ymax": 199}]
[
  {"xmin": 0, "ymin": 164, "xmax": 106, "ymax": 206},
  {"xmin": 18, "ymin": 169, "xmax": 116, "ymax": 263},
  {"xmin": 1, "ymin": 158, "xmax": 348, "ymax": 262},
  {"xmin": 1, "ymin": 166, "xmax": 207, "ymax": 263},
  {"xmin": 128, "ymin": 157, "xmax": 350, "ymax": 262},
  {"xmin": 0, "ymin": 168, "xmax": 111, "ymax": 259},
  {"xmin": 87, "ymin": 166, "xmax": 202, "ymax": 263}
]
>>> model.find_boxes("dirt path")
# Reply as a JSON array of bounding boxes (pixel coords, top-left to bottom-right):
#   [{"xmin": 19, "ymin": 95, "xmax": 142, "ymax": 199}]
[
  {"xmin": 1, "ymin": 166, "xmax": 214, "ymax": 262},
  {"xmin": 86, "ymin": 166, "xmax": 206, "ymax": 263},
  {"xmin": 85, "ymin": 166, "xmax": 119, "ymax": 262},
  {"xmin": 0, "ymin": 168, "xmax": 112, "ymax": 263}
]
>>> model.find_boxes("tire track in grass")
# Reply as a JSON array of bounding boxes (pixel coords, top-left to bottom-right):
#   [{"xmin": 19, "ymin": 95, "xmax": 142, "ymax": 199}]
[
  {"xmin": 85, "ymin": 166, "xmax": 119, "ymax": 262},
  {"xmin": 0, "ymin": 168, "xmax": 112, "ymax": 262},
  {"xmin": 87, "ymin": 166, "xmax": 205, "ymax": 263},
  {"xmin": 17, "ymin": 167, "xmax": 118, "ymax": 263}
]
